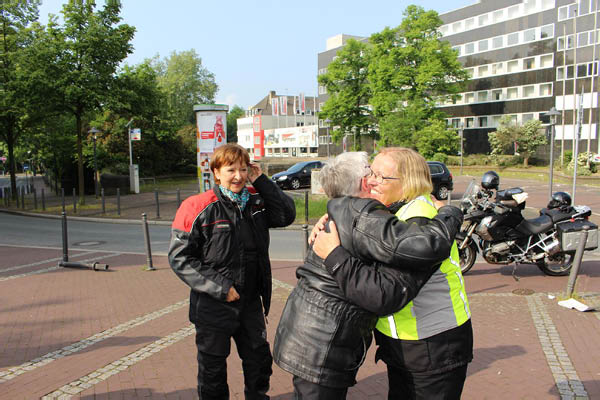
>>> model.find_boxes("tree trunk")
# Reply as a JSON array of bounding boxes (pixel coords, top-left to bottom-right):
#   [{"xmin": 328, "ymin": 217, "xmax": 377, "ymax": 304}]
[
  {"xmin": 76, "ymin": 113, "xmax": 85, "ymax": 205},
  {"xmin": 6, "ymin": 129, "xmax": 17, "ymax": 201},
  {"xmin": 523, "ymin": 156, "xmax": 529, "ymax": 167}
]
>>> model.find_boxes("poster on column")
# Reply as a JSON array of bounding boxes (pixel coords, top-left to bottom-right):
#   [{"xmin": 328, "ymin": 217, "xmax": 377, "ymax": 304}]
[{"xmin": 196, "ymin": 111, "xmax": 227, "ymax": 153}]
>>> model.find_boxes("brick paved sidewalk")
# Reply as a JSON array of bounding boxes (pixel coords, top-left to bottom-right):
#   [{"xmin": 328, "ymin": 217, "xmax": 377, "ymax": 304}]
[{"xmin": 1, "ymin": 244, "xmax": 600, "ymax": 399}]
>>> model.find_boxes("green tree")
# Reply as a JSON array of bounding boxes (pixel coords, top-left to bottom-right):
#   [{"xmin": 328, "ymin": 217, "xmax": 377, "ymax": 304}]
[
  {"xmin": 415, "ymin": 119, "xmax": 459, "ymax": 159},
  {"xmin": 30, "ymin": 0, "xmax": 135, "ymax": 203},
  {"xmin": 226, "ymin": 105, "xmax": 245, "ymax": 143},
  {"xmin": 0, "ymin": 0, "xmax": 40, "ymax": 199},
  {"xmin": 151, "ymin": 50, "xmax": 218, "ymax": 128},
  {"xmin": 318, "ymin": 39, "xmax": 373, "ymax": 149},
  {"xmin": 489, "ymin": 116, "xmax": 545, "ymax": 167},
  {"xmin": 368, "ymin": 6, "xmax": 467, "ymax": 145}
]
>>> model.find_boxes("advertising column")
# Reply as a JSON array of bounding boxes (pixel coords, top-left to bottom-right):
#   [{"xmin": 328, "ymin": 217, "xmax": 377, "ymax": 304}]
[{"xmin": 194, "ymin": 104, "xmax": 229, "ymax": 192}]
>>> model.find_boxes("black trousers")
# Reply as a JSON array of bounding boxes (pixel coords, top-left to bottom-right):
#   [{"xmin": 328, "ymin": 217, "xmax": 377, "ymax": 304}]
[
  {"xmin": 386, "ymin": 363, "xmax": 468, "ymax": 400},
  {"xmin": 194, "ymin": 297, "xmax": 272, "ymax": 400},
  {"xmin": 292, "ymin": 376, "xmax": 348, "ymax": 400}
]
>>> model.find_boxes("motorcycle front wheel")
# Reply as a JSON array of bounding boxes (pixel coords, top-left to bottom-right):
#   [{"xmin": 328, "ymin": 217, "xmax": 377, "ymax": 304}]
[
  {"xmin": 536, "ymin": 252, "xmax": 575, "ymax": 276},
  {"xmin": 459, "ymin": 241, "xmax": 478, "ymax": 275}
]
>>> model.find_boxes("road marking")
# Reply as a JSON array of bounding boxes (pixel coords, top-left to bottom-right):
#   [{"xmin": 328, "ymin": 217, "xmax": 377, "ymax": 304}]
[
  {"xmin": 0, "ymin": 298, "xmax": 189, "ymax": 383},
  {"xmin": 0, "ymin": 253, "xmax": 120, "ymax": 282},
  {"xmin": 0, "ymin": 252, "xmax": 90, "ymax": 273},
  {"xmin": 41, "ymin": 324, "xmax": 196, "ymax": 399},
  {"xmin": 526, "ymin": 294, "xmax": 589, "ymax": 399}
]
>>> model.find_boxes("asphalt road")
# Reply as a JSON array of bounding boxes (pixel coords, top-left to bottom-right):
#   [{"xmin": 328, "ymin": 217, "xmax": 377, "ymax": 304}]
[{"xmin": 0, "ymin": 213, "xmax": 306, "ymax": 262}]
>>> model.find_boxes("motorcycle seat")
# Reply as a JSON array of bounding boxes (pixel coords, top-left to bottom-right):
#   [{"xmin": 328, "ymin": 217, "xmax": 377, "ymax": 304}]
[
  {"xmin": 515, "ymin": 215, "xmax": 554, "ymax": 235},
  {"xmin": 539, "ymin": 207, "xmax": 575, "ymax": 224}
]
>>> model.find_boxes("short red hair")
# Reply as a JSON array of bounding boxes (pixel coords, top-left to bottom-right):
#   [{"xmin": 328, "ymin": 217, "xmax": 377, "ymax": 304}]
[{"xmin": 210, "ymin": 144, "xmax": 250, "ymax": 185}]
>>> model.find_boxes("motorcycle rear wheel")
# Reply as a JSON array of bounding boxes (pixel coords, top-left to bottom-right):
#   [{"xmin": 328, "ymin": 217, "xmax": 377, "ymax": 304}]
[
  {"xmin": 459, "ymin": 241, "xmax": 477, "ymax": 275},
  {"xmin": 536, "ymin": 252, "xmax": 575, "ymax": 276}
]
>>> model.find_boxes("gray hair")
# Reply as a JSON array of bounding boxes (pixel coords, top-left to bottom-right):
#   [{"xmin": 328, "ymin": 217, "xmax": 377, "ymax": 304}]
[{"xmin": 319, "ymin": 151, "xmax": 369, "ymax": 198}]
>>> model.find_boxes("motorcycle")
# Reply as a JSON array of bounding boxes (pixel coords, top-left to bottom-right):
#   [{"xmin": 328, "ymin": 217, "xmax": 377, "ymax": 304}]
[{"xmin": 457, "ymin": 175, "xmax": 598, "ymax": 277}]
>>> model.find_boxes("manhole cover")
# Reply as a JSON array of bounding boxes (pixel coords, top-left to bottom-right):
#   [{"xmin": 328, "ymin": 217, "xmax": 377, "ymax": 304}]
[
  {"xmin": 512, "ymin": 288, "xmax": 535, "ymax": 296},
  {"xmin": 73, "ymin": 241, "xmax": 104, "ymax": 246}
]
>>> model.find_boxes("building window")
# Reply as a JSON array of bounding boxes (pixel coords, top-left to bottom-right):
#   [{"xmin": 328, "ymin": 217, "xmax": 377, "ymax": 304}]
[
  {"xmin": 507, "ymin": 87, "xmax": 518, "ymax": 99},
  {"xmin": 508, "ymin": 5, "xmax": 519, "ymax": 18},
  {"xmin": 589, "ymin": 61, "xmax": 598, "ymax": 76},
  {"xmin": 507, "ymin": 60, "xmax": 519, "ymax": 73},
  {"xmin": 465, "ymin": 68, "xmax": 474, "ymax": 78},
  {"xmin": 523, "ymin": 29, "xmax": 536, "ymax": 42},
  {"xmin": 524, "ymin": 57, "xmax": 535, "ymax": 70},
  {"xmin": 451, "ymin": 118, "xmax": 461, "ymax": 128},
  {"xmin": 578, "ymin": 0, "xmax": 589, "ymax": 15},
  {"xmin": 465, "ymin": 43, "xmax": 475, "ymax": 54},
  {"xmin": 478, "ymin": 65, "xmax": 489, "ymax": 77},
  {"xmin": 540, "ymin": 83, "xmax": 552, "ymax": 96},
  {"xmin": 453, "ymin": 46, "xmax": 462, "ymax": 56},
  {"xmin": 492, "ymin": 90, "xmax": 503, "ymax": 101},
  {"xmin": 522, "ymin": 114, "xmax": 534, "ymax": 123},
  {"xmin": 557, "ymin": 67, "xmax": 565, "ymax": 80},
  {"xmin": 577, "ymin": 63, "xmax": 588, "ymax": 77},
  {"xmin": 492, "ymin": 115, "xmax": 502, "ymax": 127},
  {"xmin": 478, "ymin": 14, "xmax": 489, "ymax": 26},
  {"xmin": 440, "ymin": 25, "xmax": 449, "ymax": 35},
  {"xmin": 507, "ymin": 32, "xmax": 519, "ymax": 46},
  {"xmin": 478, "ymin": 40, "xmax": 488, "ymax": 52},
  {"xmin": 523, "ymin": 85, "xmax": 535, "ymax": 98},
  {"xmin": 492, "ymin": 36, "xmax": 503, "ymax": 49},
  {"xmin": 567, "ymin": 65, "xmax": 575, "ymax": 79},
  {"xmin": 493, "ymin": 9, "xmax": 504, "ymax": 23},
  {"xmin": 452, "ymin": 21, "xmax": 462, "ymax": 33},
  {"xmin": 465, "ymin": 18, "xmax": 475, "ymax": 30},
  {"xmin": 540, "ymin": 24, "xmax": 554, "ymax": 39},
  {"xmin": 318, "ymin": 85, "xmax": 327, "ymax": 94},
  {"xmin": 541, "ymin": 54, "xmax": 553, "ymax": 68},
  {"xmin": 465, "ymin": 93, "xmax": 474, "ymax": 103},
  {"xmin": 477, "ymin": 91, "xmax": 488, "ymax": 102},
  {"xmin": 559, "ymin": 6, "xmax": 568, "ymax": 20},
  {"xmin": 466, "ymin": 117, "xmax": 474, "ymax": 128},
  {"xmin": 479, "ymin": 116, "xmax": 488, "ymax": 127},
  {"xmin": 492, "ymin": 62, "xmax": 504, "ymax": 75},
  {"xmin": 579, "ymin": 32, "xmax": 588, "ymax": 47}
]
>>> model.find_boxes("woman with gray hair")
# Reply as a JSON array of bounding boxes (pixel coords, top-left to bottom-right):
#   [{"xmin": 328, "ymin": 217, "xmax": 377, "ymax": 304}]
[{"xmin": 273, "ymin": 152, "xmax": 463, "ymax": 399}]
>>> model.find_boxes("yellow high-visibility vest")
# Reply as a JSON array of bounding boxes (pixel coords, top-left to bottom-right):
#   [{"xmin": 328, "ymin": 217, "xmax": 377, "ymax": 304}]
[{"xmin": 375, "ymin": 194, "xmax": 470, "ymax": 340}]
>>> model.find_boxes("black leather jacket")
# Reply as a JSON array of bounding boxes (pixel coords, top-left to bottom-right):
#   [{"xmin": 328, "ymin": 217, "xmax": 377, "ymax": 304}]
[
  {"xmin": 273, "ymin": 197, "xmax": 463, "ymax": 388},
  {"xmin": 168, "ymin": 174, "xmax": 295, "ymax": 328}
]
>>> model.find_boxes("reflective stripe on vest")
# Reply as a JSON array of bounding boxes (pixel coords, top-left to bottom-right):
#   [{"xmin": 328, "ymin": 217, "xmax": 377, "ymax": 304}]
[{"xmin": 375, "ymin": 194, "xmax": 471, "ymax": 340}]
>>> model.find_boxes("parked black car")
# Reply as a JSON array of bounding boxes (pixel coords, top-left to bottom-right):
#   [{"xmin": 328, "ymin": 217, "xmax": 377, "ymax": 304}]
[
  {"xmin": 271, "ymin": 160, "xmax": 324, "ymax": 190},
  {"xmin": 428, "ymin": 161, "xmax": 453, "ymax": 200}
]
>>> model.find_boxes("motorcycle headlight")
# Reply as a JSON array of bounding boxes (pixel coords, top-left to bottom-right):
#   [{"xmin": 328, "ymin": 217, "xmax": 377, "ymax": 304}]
[{"xmin": 277, "ymin": 175, "xmax": 288, "ymax": 181}]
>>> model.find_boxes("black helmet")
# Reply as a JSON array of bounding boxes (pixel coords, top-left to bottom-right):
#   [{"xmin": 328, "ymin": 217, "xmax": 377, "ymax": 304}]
[
  {"xmin": 548, "ymin": 192, "xmax": 572, "ymax": 209},
  {"xmin": 481, "ymin": 171, "xmax": 500, "ymax": 190}
]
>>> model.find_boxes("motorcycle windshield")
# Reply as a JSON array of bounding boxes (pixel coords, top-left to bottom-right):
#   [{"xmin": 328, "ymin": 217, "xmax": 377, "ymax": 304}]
[{"xmin": 462, "ymin": 180, "xmax": 481, "ymax": 204}]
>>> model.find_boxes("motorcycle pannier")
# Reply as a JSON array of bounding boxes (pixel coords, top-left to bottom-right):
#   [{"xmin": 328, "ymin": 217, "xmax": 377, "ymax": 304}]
[{"xmin": 557, "ymin": 220, "xmax": 599, "ymax": 252}]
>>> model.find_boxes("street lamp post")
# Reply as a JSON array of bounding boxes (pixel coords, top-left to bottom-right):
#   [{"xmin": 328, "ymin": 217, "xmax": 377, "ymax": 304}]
[
  {"xmin": 89, "ymin": 127, "xmax": 101, "ymax": 199},
  {"xmin": 546, "ymin": 107, "xmax": 561, "ymax": 200},
  {"xmin": 459, "ymin": 122, "xmax": 464, "ymax": 176},
  {"xmin": 325, "ymin": 119, "xmax": 331, "ymax": 157}
]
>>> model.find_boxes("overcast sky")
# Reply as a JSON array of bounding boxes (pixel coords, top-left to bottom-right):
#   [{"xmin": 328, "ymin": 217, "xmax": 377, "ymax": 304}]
[{"xmin": 38, "ymin": 0, "xmax": 474, "ymax": 109}]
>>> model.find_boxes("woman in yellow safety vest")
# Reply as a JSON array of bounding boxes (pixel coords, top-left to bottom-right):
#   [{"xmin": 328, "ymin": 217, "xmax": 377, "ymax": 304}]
[{"xmin": 368, "ymin": 148, "xmax": 472, "ymax": 400}]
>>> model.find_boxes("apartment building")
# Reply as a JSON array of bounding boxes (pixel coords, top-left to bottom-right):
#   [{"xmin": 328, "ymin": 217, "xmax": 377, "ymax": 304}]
[{"xmin": 317, "ymin": 0, "xmax": 600, "ymax": 155}]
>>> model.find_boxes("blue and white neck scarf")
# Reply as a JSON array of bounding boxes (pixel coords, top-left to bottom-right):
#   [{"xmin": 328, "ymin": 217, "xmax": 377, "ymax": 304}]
[{"xmin": 219, "ymin": 186, "xmax": 250, "ymax": 212}]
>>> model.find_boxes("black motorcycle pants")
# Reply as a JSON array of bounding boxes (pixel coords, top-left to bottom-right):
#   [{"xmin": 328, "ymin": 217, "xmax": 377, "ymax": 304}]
[{"xmin": 194, "ymin": 296, "xmax": 272, "ymax": 400}]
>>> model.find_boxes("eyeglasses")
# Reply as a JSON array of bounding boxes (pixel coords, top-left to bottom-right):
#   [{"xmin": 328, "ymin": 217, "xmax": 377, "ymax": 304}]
[{"xmin": 367, "ymin": 167, "xmax": 402, "ymax": 184}]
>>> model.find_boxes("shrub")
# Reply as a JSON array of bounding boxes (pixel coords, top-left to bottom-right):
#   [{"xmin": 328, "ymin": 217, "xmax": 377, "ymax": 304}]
[{"xmin": 431, "ymin": 152, "xmax": 448, "ymax": 163}]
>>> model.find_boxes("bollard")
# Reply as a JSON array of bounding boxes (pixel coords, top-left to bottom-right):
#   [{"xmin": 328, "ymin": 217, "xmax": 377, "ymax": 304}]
[
  {"xmin": 565, "ymin": 226, "xmax": 590, "ymax": 298},
  {"xmin": 447, "ymin": 190, "xmax": 452, "ymax": 206},
  {"xmin": 41, "ymin": 188, "xmax": 45, "ymax": 211},
  {"xmin": 61, "ymin": 187, "xmax": 65, "ymax": 213},
  {"xmin": 33, "ymin": 187, "xmax": 37, "ymax": 210},
  {"xmin": 142, "ymin": 213, "xmax": 155, "ymax": 270},
  {"xmin": 155, "ymin": 188, "xmax": 160, "ymax": 219},
  {"xmin": 20, "ymin": 187, "xmax": 25, "ymax": 210},
  {"xmin": 61, "ymin": 212, "xmax": 68, "ymax": 262},
  {"xmin": 72, "ymin": 188, "xmax": 77, "ymax": 213},
  {"xmin": 303, "ymin": 191, "xmax": 309, "ymax": 260},
  {"xmin": 101, "ymin": 188, "xmax": 105, "ymax": 214},
  {"xmin": 176, "ymin": 188, "xmax": 181, "ymax": 209},
  {"xmin": 116, "ymin": 188, "xmax": 121, "ymax": 216}
]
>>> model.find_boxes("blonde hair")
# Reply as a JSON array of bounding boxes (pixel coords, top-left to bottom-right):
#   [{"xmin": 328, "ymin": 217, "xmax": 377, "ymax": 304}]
[{"xmin": 379, "ymin": 147, "xmax": 432, "ymax": 202}]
